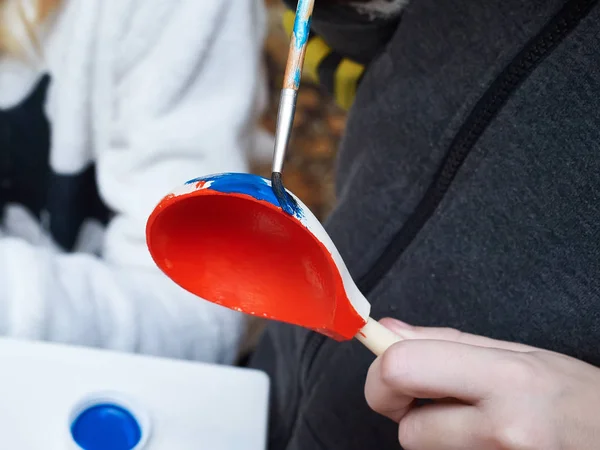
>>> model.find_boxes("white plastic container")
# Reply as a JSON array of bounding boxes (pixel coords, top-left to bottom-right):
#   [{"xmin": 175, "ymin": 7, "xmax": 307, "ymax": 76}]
[{"xmin": 0, "ymin": 338, "xmax": 270, "ymax": 449}]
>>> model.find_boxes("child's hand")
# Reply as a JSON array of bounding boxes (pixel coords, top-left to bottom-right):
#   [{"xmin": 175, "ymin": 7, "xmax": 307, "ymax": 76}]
[{"xmin": 365, "ymin": 319, "xmax": 600, "ymax": 449}]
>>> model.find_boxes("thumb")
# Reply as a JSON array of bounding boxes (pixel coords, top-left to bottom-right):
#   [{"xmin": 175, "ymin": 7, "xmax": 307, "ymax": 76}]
[{"xmin": 380, "ymin": 318, "xmax": 536, "ymax": 353}]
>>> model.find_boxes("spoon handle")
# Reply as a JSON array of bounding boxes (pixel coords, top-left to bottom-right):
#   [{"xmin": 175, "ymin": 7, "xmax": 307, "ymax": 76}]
[{"xmin": 355, "ymin": 317, "xmax": 403, "ymax": 356}]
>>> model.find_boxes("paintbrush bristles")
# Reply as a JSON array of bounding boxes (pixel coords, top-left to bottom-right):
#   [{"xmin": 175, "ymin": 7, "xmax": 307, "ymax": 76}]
[{"xmin": 271, "ymin": 172, "xmax": 300, "ymax": 217}]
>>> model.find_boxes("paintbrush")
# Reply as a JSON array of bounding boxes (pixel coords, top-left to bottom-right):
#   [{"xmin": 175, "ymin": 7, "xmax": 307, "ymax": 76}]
[{"xmin": 271, "ymin": 0, "xmax": 315, "ymax": 215}]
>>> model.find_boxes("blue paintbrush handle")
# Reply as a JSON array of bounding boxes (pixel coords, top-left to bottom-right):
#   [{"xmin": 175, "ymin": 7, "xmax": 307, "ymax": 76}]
[
  {"xmin": 283, "ymin": 0, "xmax": 315, "ymax": 91},
  {"xmin": 272, "ymin": 0, "xmax": 315, "ymax": 174}
]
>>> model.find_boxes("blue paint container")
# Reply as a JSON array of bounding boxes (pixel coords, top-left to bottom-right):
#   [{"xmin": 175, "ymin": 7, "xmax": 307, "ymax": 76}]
[{"xmin": 69, "ymin": 393, "xmax": 150, "ymax": 450}]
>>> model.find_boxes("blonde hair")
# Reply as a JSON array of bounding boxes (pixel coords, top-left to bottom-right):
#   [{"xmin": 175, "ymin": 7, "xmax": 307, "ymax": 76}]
[{"xmin": 0, "ymin": 0, "xmax": 61, "ymax": 56}]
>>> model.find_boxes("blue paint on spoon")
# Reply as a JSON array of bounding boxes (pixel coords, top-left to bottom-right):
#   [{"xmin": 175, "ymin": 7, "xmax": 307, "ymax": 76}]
[{"xmin": 185, "ymin": 173, "xmax": 304, "ymax": 218}]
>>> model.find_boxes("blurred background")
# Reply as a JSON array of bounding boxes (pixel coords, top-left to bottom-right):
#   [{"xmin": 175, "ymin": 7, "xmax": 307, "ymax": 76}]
[{"xmin": 251, "ymin": 0, "xmax": 346, "ymax": 222}]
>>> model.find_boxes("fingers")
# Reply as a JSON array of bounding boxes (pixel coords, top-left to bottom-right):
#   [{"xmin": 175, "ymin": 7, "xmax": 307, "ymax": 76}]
[
  {"xmin": 365, "ymin": 339, "xmax": 508, "ymax": 419},
  {"xmin": 366, "ymin": 320, "xmax": 556, "ymax": 449},
  {"xmin": 365, "ymin": 356, "xmax": 414, "ymax": 422},
  {"xmin": 380, "ymin": 318, "xmax": 536, "ymax": 352},
  {"xmin": 399, "ymin": 403, "xmax": 490, "ymax": 450}
]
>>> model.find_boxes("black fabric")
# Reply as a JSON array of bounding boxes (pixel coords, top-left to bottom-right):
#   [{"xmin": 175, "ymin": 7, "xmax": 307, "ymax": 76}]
[
  {"xmin": 282, "ymin": 0, "xmax": 401, "ymax": 64},
  {"xmin": 357, "ymin": 0, "xmax": 599, "ymax": 294},
  {"xmin": 0, "ymin": 75, "xmax": 51, "ymax": 216},
  {"xmin": 0, "ymin": 75, "xmax": 111, "ymax": 251},
  {"xmin": 316, "ymin": 52, "xmax": 343, "ymax": 96},
  {"xmin": 251, "ymin": 0, "xmax": 600, "ymax": 449}
]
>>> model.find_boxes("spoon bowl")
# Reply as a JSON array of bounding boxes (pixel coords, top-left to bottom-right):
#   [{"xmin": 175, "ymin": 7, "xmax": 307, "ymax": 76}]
[{"xmin": 146, "ymin": 173, "xmax": 400, "ymax": 353}]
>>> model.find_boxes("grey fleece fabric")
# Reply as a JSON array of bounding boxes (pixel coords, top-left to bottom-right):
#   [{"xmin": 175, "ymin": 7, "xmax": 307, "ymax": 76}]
[{"xmin": 250, "ymin": 0, "xmax": 600, "ymax": 449}]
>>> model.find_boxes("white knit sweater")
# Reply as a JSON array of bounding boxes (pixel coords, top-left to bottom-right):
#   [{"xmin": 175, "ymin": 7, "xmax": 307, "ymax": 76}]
[{"xmin": 0, "ymin": 0, "xmax": 267, "ymax": 363}]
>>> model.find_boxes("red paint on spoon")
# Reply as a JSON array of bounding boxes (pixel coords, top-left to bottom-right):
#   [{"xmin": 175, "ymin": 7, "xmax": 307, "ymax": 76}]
[{"xmin": 147, "ymin": 189, "xmax": 365, "ymax": 341}]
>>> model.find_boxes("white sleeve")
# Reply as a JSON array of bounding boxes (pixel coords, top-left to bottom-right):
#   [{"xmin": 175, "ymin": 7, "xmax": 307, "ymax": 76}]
[{"xmin": 0, "ymin": 0, "xmax": 267, "ymax": 364}]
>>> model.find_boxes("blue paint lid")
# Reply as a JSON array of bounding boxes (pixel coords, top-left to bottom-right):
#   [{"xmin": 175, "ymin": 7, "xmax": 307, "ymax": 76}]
[{"xmin": 70, "ymin": 403, "xmax": 142, "ymax": 450}]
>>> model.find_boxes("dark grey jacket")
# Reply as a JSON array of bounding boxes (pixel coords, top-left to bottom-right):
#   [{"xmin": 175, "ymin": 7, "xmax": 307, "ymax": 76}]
[{"xmin": 251, "ymin": 0, "xmax": 600, "ymax": 448}]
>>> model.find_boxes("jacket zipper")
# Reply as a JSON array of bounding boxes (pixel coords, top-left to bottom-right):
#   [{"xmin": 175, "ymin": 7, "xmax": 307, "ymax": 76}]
[{"xmin": 300, "ymin": 0, "xmax": 599, "ymax": 383}]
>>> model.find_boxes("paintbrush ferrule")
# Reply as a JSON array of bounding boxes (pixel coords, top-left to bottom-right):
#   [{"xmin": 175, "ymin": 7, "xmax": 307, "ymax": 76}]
[{"xmin": 272, "ymin": 88, "xmax": 298, "ymax": 174}]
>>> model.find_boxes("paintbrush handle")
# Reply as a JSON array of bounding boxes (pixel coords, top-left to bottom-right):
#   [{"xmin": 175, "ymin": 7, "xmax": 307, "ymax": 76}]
[
  {"xmin": 283, "ymin": 0, "xmax": 315, "ymax": 91},
  {"xmin": 355, "ymin": 317, "xmax": 403, "ymax": 356},
  {"xmin": 272, "ymin": 0, "xmax": 315, "ymax": 174}
]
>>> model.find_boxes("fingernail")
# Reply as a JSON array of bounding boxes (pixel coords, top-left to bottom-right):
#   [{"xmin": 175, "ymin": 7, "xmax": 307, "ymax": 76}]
[{"xmin": 380, "ymin": 318, "xmax": 413, "ymax": 333}]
